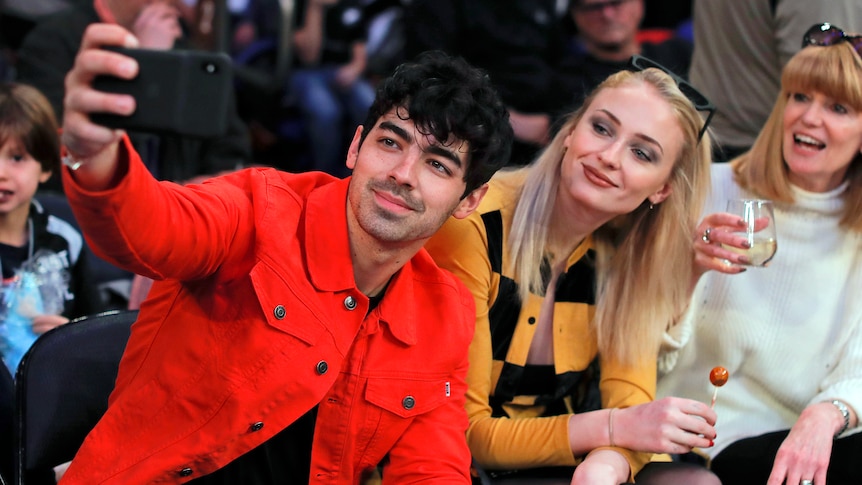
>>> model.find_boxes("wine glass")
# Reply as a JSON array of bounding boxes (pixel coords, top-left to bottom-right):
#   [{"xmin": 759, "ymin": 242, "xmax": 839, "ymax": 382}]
[{"xmin": 724, "ymin": 199, "xmax": 777, "ymax": 267}]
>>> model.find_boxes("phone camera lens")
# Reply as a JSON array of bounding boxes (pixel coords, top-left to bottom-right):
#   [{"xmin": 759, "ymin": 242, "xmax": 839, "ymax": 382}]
[{"xmin": 203, "ymin": 62, "xmax": 218, "ymax": 74}]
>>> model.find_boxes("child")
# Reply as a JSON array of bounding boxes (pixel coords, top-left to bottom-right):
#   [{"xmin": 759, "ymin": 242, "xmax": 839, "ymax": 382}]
[{"xmin": 0, "ymin": 82, "xmax": 100, "ymax": 374}]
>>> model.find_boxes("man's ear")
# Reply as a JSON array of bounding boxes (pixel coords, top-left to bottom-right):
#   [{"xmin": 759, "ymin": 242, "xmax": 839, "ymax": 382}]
[
  {"xmin": 648, "ymin": 182, "xmax": 672, "ymax": 206},
  {"xmin": 452, "ymin": 183, "xmax": 489, "ymax": 219},
  {"xmin": 345, "ymin": 126, "xmax": 363, "ymax": 170}
]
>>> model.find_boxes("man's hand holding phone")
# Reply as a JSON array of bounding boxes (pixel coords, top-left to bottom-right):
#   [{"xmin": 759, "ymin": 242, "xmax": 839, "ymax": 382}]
[
  {"xmin": 90, "ymin": 45, "xmax": 232, "ymax": 139},
  {"xmin": 63, "ymin": 22, "xmax": 234, "ymax": 191},
  {"xmin": 61, "ymin": 23, "xmax": 141, "ymax": 191}
]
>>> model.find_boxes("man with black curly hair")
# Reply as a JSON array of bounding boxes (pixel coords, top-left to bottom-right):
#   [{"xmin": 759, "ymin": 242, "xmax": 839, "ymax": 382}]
[{"xmin": 55, "ymin": 23, "xmax": 513, "ymax": 484}]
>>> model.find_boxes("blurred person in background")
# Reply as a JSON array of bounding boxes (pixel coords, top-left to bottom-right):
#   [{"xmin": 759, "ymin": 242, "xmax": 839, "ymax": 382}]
[
  {"xmin": 403, "ymin": 0, "xmax": 576, "ymax": 167},
  {"xmin": 689, "ymin": 0, "xmax": 861, "ymax": 162},
  {"xmin": 561, "ymin": 0, "xmax": 692, "ymax": 106},
  {"xmin": 0, "ymin": 82, "xmax": 102, "ymax": 375},
  {"xmin": 14, "ymin": 0, "xmax": 252, "ymax": 190},
  {"xmin": 287, "ymin": 0, "xmax": 376, "ymax": 178}
]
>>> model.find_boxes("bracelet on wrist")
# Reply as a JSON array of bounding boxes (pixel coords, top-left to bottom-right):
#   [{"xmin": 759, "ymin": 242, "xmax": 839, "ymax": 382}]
[
  {"xmin": 61, "ymin": 153, "xmax": 86, "ymax": 171},
  {"xmin": 830, "ymin": 400, "xmax": 850, "ymax": 438}
]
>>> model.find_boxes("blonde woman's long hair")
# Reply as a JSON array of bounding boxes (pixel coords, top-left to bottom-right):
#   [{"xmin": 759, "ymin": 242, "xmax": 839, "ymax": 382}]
[
  {"xmin": 495, "ymin": 68, "xmax": 712, "ymax": 367},
  {"xmin": 733, "ymin": 42, "xmax": 862, "ymax": 232}
]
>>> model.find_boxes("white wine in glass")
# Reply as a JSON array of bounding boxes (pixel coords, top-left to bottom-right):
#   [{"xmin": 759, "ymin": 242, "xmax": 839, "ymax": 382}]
[{"xmin": 723, "ymin": 199, "xmax": 777, "ymax": 267}]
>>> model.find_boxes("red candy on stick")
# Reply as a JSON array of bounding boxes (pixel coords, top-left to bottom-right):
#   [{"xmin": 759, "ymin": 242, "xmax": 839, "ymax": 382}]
[
  {"xmin": 709, "ymin": 366, "xmax": 729, "ymax": 408},
  {"xmin": 710, "ymin": 366, "xmax": 729, "ymax": 386}
]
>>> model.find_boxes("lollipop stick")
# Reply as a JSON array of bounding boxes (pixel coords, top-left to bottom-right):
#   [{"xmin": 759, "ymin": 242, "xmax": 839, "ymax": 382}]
[{"xmin": 709, "ymin": 366, "xmax": 728, "ymax": 408}]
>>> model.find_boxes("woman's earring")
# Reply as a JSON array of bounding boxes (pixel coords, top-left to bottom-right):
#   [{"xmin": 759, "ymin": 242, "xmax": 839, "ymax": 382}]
[{"xmin": 649, "ymin": 202, "xmax": 655, "ymax": 210}]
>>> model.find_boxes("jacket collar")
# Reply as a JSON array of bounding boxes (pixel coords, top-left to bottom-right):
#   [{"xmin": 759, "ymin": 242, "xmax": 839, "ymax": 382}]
[
  {"xmin": 565, "ymin": 235, "xmax": 593, "ymax": 269},
  {"xmin": 304, "ymin": 177, "xmax": 418, "ymax": 345},
  {"xmin": 374, "ymin": 261, "xmax": 417, "ymax": 345},
  {"xmin": 304, "ymin": 177, "xmax": 354, "ymax": 293}
]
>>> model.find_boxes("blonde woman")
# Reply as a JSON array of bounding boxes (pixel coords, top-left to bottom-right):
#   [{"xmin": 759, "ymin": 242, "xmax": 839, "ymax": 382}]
[
  {"xmin": 426, "ymin": 59, "xmax": 720, "ymax": 485},
  {"xmin": 660, "ymin": 23, "xmax": 862, "ymax": 485}
]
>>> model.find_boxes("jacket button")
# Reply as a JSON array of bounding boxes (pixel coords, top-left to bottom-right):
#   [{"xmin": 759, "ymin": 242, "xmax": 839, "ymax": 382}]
[
  {"xmin": 273, "ymin": 305, "xmax": 286, "ymax": 319},
  {"xmin": 250, "ymin": 421, "xmax": 264, "ymax": 432},
  {"xmin": 316, "ymin": 360, "xmax": 328, "ymax": 375},
  {"xmin": 343, "ymin": 296, "xmax": 356, "ymax": 310},
  {"xmin": 402, "ymin": 396, "xmax": 415, "ymax": 410},
  {"xmin": 179, "ymin": 467, "xmax": 193, "ymax": 477}
]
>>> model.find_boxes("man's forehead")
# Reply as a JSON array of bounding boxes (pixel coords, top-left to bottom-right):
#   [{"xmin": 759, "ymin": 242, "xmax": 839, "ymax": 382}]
[{"xmin": 377, "ymin": 111, "xmax": 470, "ymax": 160}]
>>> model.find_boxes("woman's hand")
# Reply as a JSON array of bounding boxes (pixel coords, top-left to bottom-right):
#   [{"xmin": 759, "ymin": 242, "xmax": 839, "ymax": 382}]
[
  {"xmin": 615, "ymin": 397, "xmax": 716, "ymax": 455},
  {"xmin": 766, "ymin": 402, "xmax": 843, "ymax": 485},
  {"xmin": 570, "ymin": 449, "xmax": 629, "ymax": 485},
  {"xmin": 693, "ymin": 212, "xmax": 751, "ymax": 280}
]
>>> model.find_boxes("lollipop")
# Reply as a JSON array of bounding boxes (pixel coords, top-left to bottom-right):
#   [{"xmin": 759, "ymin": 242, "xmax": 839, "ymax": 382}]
[{"xmin": 709, "ymin": 366, "xmax": 729, "ymax": 408}]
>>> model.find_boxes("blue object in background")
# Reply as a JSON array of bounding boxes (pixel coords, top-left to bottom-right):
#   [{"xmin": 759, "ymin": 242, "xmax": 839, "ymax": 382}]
[{"xmin": 0, "ymin": 272, "xmax": 43, "ymax": 376}]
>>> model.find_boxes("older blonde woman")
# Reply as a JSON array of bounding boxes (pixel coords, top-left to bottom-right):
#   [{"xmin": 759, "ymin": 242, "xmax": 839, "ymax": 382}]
[{"xmin": 660, "ymin": 23, "xmax": 862, "ymax": 485}]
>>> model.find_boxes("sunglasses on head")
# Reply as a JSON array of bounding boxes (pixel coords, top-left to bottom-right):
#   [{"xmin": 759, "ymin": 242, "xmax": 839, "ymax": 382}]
[
  {"xmin": 627, "ymin": 54, "xmax": 715, "ymax": 143},
  {"xmin": 802, "ymin": 23, "xmax": 862, "ymax": 58}
]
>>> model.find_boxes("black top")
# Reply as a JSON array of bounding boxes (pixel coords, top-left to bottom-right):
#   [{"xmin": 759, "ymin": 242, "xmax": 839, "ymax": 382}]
[
  {"xmin": 293, "ymin": 0, "xmax": 370, "ymax": 66},
  {"xmin": 0, "ymin": 201, "xmax": 101, "ymax": 319},
  {"xmin": 559, "ymin": 38, "xmax": 694, "ymax": 107},
  {"xmin": 188, "ymin": 407, "xmax": 318, "ymax": 485},
  {"xmin": 0, "ymin": 243, "xmax": 28, "ymax": 282},
  {"xmin": 404, "ymin": 0, "xmax": 572, "ymax": 115},
  {"xmin": 403, "ymin": 0, "xmax": 578, "ymax": 166}
]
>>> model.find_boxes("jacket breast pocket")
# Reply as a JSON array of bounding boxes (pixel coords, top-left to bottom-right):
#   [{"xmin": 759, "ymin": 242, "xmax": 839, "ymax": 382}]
[
  {"xmin": 249, "ymin": 261, "xmax": 326, "ymax": 346},
  {"xmin": 364, "ymin": 376, "xmax": 450, "ymax": 419},
  {"xmin": 351, "ymin": 376, "xmax": 453, "ymax": 462}
]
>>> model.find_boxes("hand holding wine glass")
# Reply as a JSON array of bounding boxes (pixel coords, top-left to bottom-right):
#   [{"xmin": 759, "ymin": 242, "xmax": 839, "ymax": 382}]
[{"xmin": 722, "ymin": 199, "xmax": 777, "ymax": 267}]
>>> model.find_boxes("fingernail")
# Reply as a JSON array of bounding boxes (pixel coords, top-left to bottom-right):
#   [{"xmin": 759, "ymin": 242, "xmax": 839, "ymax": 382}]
[
  {"xmin": 119, "ymin": 60, "xmax": 136, "ymax": 77},
  {"xmin": 737, "ymin": 218, "xmax": 746, "ymax": 226},
  {"xmin": 738, "ymin": 268, "xmax": 747, "ymax": 273},
  {"xmin": 742, "ymin": 240, "xmax": 751, "ymax": 248},
  {"xmin": 708, "ymin": 440, "xmax": 714, "ymax": 447},
  {"xmin": 115, "ymin": 96, "xmax": 134, "ymax": 113},
  {"xmin": 125, "ymin": 34, "xmax": 140, "ymax": 48}
]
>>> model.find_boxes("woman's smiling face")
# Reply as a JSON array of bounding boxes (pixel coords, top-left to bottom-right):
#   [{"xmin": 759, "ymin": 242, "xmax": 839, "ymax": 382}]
[
  {"xmin": 782, "ymin": 90, "xmax": 862, "ymax": 192},
  {"xmin": 558, "ymin": 81, "xmax": 681, "ymax": 221}
]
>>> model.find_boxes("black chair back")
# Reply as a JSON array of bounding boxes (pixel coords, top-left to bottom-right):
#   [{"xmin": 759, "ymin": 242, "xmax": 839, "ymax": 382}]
[
  {"xmin": 0, "ymin": 364, "xmax": 13, "ymax": 485},
  {"xmin": 14, "ymin": 310, "xmax": 137, "ymax": 484}
]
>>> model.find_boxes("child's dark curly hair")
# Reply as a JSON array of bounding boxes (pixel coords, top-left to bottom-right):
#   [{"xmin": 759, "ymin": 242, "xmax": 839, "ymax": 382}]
[{"xmin": 359, "ymin": 50, "xmax": 513, "ymax": 197}]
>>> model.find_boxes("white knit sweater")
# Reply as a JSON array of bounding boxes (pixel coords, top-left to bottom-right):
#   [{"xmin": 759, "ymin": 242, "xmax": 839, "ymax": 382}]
[{"xmin": 658, "ymin": 163, "xmax": 862, "ymax": 458}]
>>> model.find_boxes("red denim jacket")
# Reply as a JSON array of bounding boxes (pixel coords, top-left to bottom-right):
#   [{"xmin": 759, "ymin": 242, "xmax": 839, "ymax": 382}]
[{"xmin": 59, "ymin": 138, "xmax": 474, "ymax": 484}]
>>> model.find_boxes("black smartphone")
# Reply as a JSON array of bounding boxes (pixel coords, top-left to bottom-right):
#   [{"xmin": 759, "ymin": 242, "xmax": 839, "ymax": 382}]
[{"xmin": 91, "ymin": 47, "xmax": 233, "ymax": 138}]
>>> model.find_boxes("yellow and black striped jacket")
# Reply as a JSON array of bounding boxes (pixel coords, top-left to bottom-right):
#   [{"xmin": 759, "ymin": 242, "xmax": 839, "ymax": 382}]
[{"xmin": 426, "ymin": 178, "xmax": 654, "ymax": 475}]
